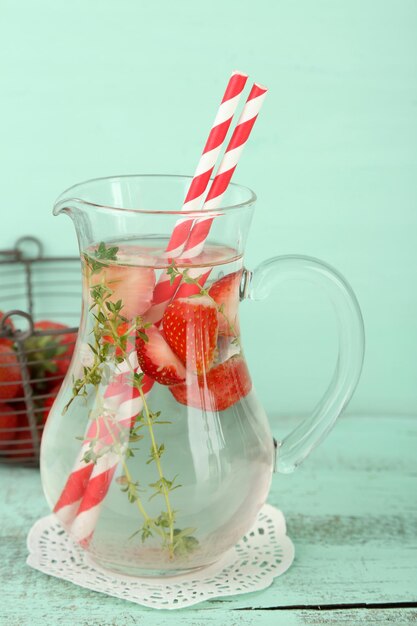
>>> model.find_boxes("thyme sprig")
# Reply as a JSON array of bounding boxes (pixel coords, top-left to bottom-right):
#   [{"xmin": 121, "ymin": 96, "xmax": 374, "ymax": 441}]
[
  {"xmin": 66, "ymin": 245, "xmax": 198, "ymax": 558},
  {"xmin": 83, "ymin": 241, "xmax": 119, "ymax": 275}
]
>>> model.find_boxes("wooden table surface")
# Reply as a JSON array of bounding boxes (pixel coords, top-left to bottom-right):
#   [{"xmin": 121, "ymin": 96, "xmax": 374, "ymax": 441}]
[{"xmin": 1, "ymin": 415, "xmax": 417, "ymax": 625}]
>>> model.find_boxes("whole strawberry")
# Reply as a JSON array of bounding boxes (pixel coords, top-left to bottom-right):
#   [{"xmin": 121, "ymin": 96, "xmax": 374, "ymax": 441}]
[
  {"xmin": 0, "ymin": 403, "xmax": 18, "ymax": 450},
  {"xmin": 162, "ymin": 296, "xmax": 218, "ymax": 375},
  {"xmin": 41, "ymin": 383, "xmax": 62, "ymax": 425},
  {"xmin": 0, "ymin": 311, "xmax": 15, "ymax": 348},
  {"xmin": 8, "ymin": 413, "xmax": 35, "ymax": 458},
  {"xmin": 0, "ymin": 344, "xmax": 22, "ymax": 400},
  {"xmin": 35, "ymin": 321, "xmax": 76, "ymax": 376},
  {"xmin": 24, "ymin": 320, "xmax": 76, "ymax": 382}
]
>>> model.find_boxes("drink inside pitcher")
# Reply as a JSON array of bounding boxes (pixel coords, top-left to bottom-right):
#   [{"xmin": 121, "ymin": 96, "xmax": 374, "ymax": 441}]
[{"xmin": 41, "ymin": 239, "xmax": 273, "ymax": 575}]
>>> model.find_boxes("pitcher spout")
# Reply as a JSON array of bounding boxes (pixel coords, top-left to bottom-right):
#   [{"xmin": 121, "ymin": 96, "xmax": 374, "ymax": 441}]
[
  {"xmin": 53, "ymin": 198, "xmax": 77, "ymax": 217},
  {"xmin": 53, "ymin": 194, "xmax": 95, "ymax": 252}
]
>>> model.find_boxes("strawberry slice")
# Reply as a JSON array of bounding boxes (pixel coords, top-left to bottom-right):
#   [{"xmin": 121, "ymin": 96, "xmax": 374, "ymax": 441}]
[
  {"xmin": 90, "ymin": 264, "xmax": 156, "ymax": 320},
  {"xmin": 208, "ymin": 270, "xmax": 242, "ymax": 336},
  {"xmin": 170, "ymin": 355, "xmax": 252, "ymax": 411},
  {"xmin": 162, "ymin": 296, "xmax": 218, "ymax": 375},
  {"xmin": 136, "ymin": 326, "xmax": 186, "ymax": 386}
]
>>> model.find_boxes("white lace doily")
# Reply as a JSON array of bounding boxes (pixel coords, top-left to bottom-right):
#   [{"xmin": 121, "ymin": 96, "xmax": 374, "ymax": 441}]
[{"xmin": 26, "ymin": 504, "xmax": 294, "ymax": 610}]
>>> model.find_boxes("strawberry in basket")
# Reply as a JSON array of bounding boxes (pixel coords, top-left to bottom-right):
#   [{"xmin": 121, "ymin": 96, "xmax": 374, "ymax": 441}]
[
  {"xmin": 0, "ymin": 311, "xmax": 15, "ymax": 348},
  {"xmin": 8, "ymin": 409, "xmax": 36, "ymax": 458},
  {"xmin": 0, "ymin": 404, "xmax": 18, "ymax": 451},
  {"xmin": 24, "ymin": 320, "xmax": 76, "ymax": 386},
  {"xmin": 41, "ymin": 383, "xmax": 62, "ymax": 425},
  {"xmin": 0, "ymin": 345, "xmax": 22, "ymax": 401}
]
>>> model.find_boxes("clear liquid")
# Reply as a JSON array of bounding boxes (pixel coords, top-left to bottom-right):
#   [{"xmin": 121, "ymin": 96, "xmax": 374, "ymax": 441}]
[{"xmin": 41, "ymin": 239, "xmax": 274, "ymax": 575}]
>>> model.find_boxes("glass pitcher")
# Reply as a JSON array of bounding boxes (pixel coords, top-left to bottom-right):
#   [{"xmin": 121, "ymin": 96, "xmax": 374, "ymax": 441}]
[{"xmin": 40, "ymin": 174, "xmax": 364, "ymax": 577}]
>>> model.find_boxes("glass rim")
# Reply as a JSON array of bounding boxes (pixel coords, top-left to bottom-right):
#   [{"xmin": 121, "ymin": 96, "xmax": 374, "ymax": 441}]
[{"xmin": 54, "ymin": 174, "xmax": 257, "ymax": 216}]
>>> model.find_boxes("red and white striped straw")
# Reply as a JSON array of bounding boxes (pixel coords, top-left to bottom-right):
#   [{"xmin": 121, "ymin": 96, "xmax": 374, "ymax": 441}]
[
  {"xmin": 53, "ymin": 453, "xmax": 94, "ymax": 525},
  {"xmin": 70, "ymin": 374, "xmax": 153, "ymax": 544},
  {"xmin": 165, "ymin": 71, "xmax": 247, "ymax": 254},
  {"xmin": 148, "ymin": 71, "xmax": 248, "ymax": 324},
  {"xmin": 174, "ymin": 82, "xmax": 268, "ymax": 298},
  {"xmin": 53, "ymin": 355, "xmax": 146, "ymax": 528}
]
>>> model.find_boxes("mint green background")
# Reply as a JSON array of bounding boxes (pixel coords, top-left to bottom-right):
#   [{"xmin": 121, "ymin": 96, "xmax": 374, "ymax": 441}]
[{"xmin": 1, "ymin": 0, "xmax": 416, "ymax": 416}]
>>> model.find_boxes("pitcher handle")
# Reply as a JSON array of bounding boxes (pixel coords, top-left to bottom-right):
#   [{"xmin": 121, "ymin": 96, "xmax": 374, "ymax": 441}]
[{"xmin": 242, "ymin": 255, "xmax": 365, "ymax": 474}]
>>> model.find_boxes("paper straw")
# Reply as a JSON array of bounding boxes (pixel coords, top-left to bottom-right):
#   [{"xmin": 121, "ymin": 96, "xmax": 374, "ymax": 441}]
[
  {"xmin": 174, "ymin": 82, "xmax": 268, "ymax": 299},
  {"xmin": 69, "ymin": 374, "xmax": 153, "ymax": 543},
  {"xmin": 53, "ymin": 355, "xmax": 146, "ymax": 526},
  {"xmin": 165, "ymin": 71, "xmax": 248, "ymax": 256}
]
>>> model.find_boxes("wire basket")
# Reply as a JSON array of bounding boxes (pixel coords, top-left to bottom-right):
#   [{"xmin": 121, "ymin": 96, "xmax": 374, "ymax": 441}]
[{"xmin": 0, "ymin": 237, "xmax": 80, "ymax": 465}]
